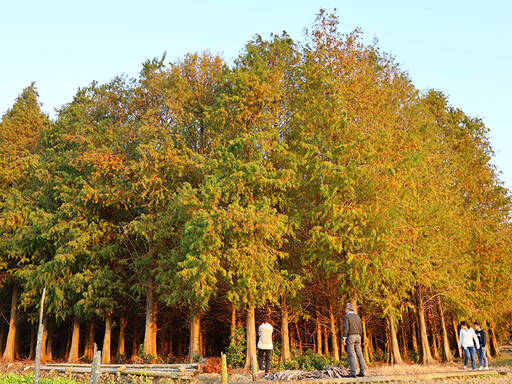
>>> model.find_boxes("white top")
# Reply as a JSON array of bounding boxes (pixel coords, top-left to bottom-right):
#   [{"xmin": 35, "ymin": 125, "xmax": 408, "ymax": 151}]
[
  {"xmin": 257, "ymin": 322, "xmax": 273, "ymax": 350},
  {"xmin": 459, "ymin": 327, "xmax": 480, "ymax": 349}
]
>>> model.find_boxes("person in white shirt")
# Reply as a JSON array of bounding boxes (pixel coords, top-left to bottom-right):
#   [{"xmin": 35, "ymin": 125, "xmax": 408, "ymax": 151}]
[
  {"xmin": 257, "ymin": 315, "xmax": 273, "ymax": 376},
  {"xmin": 458, "ymin": 321, "xmax": 480, "ymax": 370}
]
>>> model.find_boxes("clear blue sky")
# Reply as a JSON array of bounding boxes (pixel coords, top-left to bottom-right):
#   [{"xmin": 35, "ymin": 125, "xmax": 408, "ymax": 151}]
[{"xmin": 1, "ymin": 0, "xmax": 511, "ymax": 190}]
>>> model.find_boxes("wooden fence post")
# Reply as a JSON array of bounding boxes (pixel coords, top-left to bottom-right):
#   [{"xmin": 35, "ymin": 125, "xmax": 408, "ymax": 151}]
[{"xmin": 221, "ymin": 352, "xmax": 228, "ymax": 384}]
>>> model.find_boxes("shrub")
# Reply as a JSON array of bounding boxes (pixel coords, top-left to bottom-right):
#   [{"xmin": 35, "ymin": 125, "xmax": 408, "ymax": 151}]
[{"xmin": 225, "ymin": 326, "xmax": 246, "ymax": 368}]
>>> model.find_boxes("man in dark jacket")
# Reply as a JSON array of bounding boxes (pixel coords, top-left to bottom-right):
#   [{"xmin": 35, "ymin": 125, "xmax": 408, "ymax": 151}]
[
  {"xmin": 474, "ymin": 322, "xmax": 489, "ymax": 369},
  {"xmin": 343, "ymin": 302, "xmax": 366, "ymax": 378}
]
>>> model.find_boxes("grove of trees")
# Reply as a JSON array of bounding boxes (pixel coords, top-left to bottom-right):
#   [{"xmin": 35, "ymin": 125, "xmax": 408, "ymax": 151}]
[{"xmin": 1, "ymin": 11, "xmax": 511, "ymax": 366}]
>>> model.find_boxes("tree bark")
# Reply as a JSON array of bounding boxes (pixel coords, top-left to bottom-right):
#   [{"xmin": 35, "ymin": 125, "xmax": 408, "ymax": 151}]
[
  {"xmin": 144, "ymin": 275, "xmax": 158, "ymax": 358},
  {"xmin": 41, "ymin": 318, "xmax": 48, "ymax": 364},
  {"xmin": 329, "ymin": 309, "xmax": 339, "ymax": 361},
  {"xmin": 1, "ymin": 283, "xmax": 18, "ymax": 362},
  {"xmin": 452, "ymin": 316, "xmax": 461, "ymax": 358},
  {"xmin": 230, "ymin": 306, "xmax": 236, "ymax": 343},
  {"xmin": 188, "ymin": 305, "xmax": 201, "ymax": 363},
  {"xmin": 387, "ymin": 312, "xmax": 403, "ymax": 365},
  {"xmin": 294, "ymin": 320, "xmax": 302, "ymax": 352},
  {"xmin": 67, "ymin": 316, "xmax": 80, "ymax": 363},
  {"xmin": 315, "ymin": 309, "xmax": 322, "ymax": 355},
  {"xmin": 102, "ymin": 315, "xmax": 112, "ymax": 364},
  {"xmin": 437, "ymin": 296, "xmax": 453, "ymax": 362},
  {"xmin": 117, "ymin": 315, "xmax": 127, "ymax": 361},
  {"xmin": 323, "ymin": 324, "xmax": 330, "ymax": 357},
  {"xmin": 84, "ymin": 322, "xmax": 95, "ymax": 362},
  {"xmin": 29, "ymin": 325, "xmax": 35, "ymax": 360},
  {"xmin": 362, "ymin": 317, "xmax": 372, "ymax": 362},
  {"xmin": 281, "ymin": 301, "xmax": 291, "ymax": 361},
  {"xmin": 490, "ymin": 327, "xmax": 501, "ymax": 357},
  {"xmin": 416, "ymin": 290, "xmax": 434, "ymax": 364},
  {"xmin": 244, "ymin": 307, "xmax": 256, "ymax": 370}
]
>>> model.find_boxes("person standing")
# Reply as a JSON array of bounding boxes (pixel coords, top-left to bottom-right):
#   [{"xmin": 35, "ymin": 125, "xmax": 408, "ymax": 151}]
[
  {"xmin": 458, "ymin": 321, "xmax": 480, "ymax": 370},
  {"xmin": 257, "ymin": 315, "xmax": 273, "ymax": 376},
  {"xmin": 343, "ymin": 302, "xmax": 365, "ymax": 378},
  {"xmin": 473, "ymin": 322, "xmax": 489, "ymax": 370}
]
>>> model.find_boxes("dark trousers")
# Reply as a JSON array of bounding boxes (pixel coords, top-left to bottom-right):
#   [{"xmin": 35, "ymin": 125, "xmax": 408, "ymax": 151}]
[{"xmin": 258, "ymin": 348, "xmax": 271, "ymax": 373}]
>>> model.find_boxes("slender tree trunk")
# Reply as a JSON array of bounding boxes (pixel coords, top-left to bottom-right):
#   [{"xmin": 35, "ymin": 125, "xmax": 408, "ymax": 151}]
[
  {"xmin": 315, "ymin": 309, "xmax": 322, "ymax": 355},
  {"xmin": 452, "ymin": 316, "xmax": 461, "ymax": 358},
  {"xmin": 46, "ymin": 331, "xmax": 53, "ymax": 361},
  {"xmin": 0, "ymin": 321, "xmax": 6, "ymax": 356},
  {"xmin": 437, "ymin": 297, "xmax": 453, "ymax": 362},
  {"xmin": 411, "ymin": 317, "xmax": 418, "ymax": 353},
  {"xmin": 428, "ymin": 308, "xmax": 440, "ymax": 361},
  {"xmin": 294, "ymin": 320, "xmax": 302, "ymax": 352},
  {"xmin": 323, "ymin": 324, "xmax": 330, "ymax": 357},
  {"xmin": 387, "ymin": 313, "xmax": 403, "ymax": 365},
  {"xmin": 339, "ymin": 319, "xmax": 346, "ymax": 354},
  {"xmin": 490, "ymin": 327, "xmax": 501, "ymax": 357},
  {"xmin": 244, "ymin": 307, "xmax": 256, "ymax": 370},
  {"xmin": 230, "ymin": 306, "xmax": 236, "ymax": 343},
  {"xmin": 144, "ymin": 275, "xmax": 158, "ymax": 358},
  {"xmin": 362, "ymin": 317, "xmax": 371, "ymax": 363},
  {"xmin": 188, "ymin": 305, "xmax": 201, "ymax": 363},
  {"xmin": 84, "ymin": 322, "xmax": 94, "ymax": 362},
  {"xmin": 131, "ymin": 334, "xmax": 139, "ymax": 361},
  {"xmin": 281, "ymin": 301, "xmax": 291, "ymax": 361},
  {"xmin": 117, "ymin": 315, "xmax": 127, "ymax": 361},
  {"xmin": 2, "ymin": 283, "xmax": 18, "ymax": 362},
  {"xmin": 29, "ymin": 325, "xmax": 35, "ymax": 360},
  {"xmin": 41, "ymin": 317, "xmax": 48, "ymax": 364},
  {"xmin": 102, "ymin": 315, "xmax": 112, "ymax": 364},
  {"xmin": 67, "ymin": 316, "xmax": 80, "ymax": 363},
  {"xmin": 329, "ymin": 309, "xmax": 339, "ymax": 361},
  {"xmin": 416, "ymin": 291, "xmax": 434, "ymax": 364}
]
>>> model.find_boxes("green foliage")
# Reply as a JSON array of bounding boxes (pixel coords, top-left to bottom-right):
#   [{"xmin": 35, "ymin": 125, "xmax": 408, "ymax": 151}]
[
  {"xmin": 275, "ymin": 348, "xmax": 345, "ymax": 371},
  {"xmin": 0, "ymin": 374, "xmax": 80, "ymax": 384},
  {"xmin": 225, "ymin": 326, "xmax": 246, "ymax": 368}
]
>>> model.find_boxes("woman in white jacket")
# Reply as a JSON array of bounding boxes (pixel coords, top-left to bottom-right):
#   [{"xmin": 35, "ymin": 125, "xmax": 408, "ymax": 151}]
[
  {"xmin": 257, "ymin": 315, "xmax": 273, "ymax": 376},
  {"xmin": 458, "ymin": 321, "xmax": 480, "ymax": 370}
]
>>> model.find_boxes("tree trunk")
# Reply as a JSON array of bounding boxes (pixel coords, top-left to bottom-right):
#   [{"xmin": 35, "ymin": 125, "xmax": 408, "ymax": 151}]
[
  {"xmin": 244, "ymin": 307, "xmax": 256, "ymax": 370},
  {"xmin": 0, "ymin": 321, "xmax": 6, "ymax": 356},
  {"xmin": 437, "ymin": 297, "xmax": 452, "ymax": 362},
  {"xmin": 490, "ymin": 327, "xmax": 501, "ymax": 357},
  {"xmin": 416, "ymin": 291, "xmax": 434, "ymax": 364},
  {"xmin": 452, "ymin": 316, "xmax": 461, "ymax": 358},
  {"xmin": 84, "ymin": 323, "xmax": 94, "ymax": 362},
  {"xmin": 315, "ymin": 309, "xmax": 322, "ymax": 355},
  {"xmin": 294, "ymin": 320, "xmax": 302, "ymax": 352},
  {"xmin": 411, "ymin": 317, "xmax": 418, "ymax": 353},
  {"xmin": 102, "ymin": 315, "xmax": 112, "ymax": 364},
  {"xmin": 362, "ymin": 317, "xmax": 372, "ymax": 362},
  {"xmin": 329, "ymin": 309, "xmax": 339, "ymax": 361},
  {"xmin": 281, "ymin": 302, "xmax": 290, "ymax": 361},
  {"xmin": 188, "ymin": 305, "xmax": 201, "ymax": 363},
  {"xmin": 67, "ymin": 316, "xmax": 80, "ymax": 363},
  {"xmin": 2, "ymin": 283, "xmax": 18, "ymax": 362},
  {"xmin": 144, "ymin": 275, "xmax": 158, "ymax": 358},
  {"xmin": 41, "ymin": 318, "xmax": 48, "ymax": 364},
  {"xmin": 117, "ymin": 315, "xmax": 127, "ymax": 361},
  {"xmin": 323, "ymin": 324, "xmax": 330, "ymax": 357},
  {"xmin": 428, "ymin": 308, "xmax": 440, "ymax": 361},
  {"xmin": 387, "ymin": 313, "xmax": 403, "ymax": 365},
  {"xmin": 230, "ymin": 306, "xmax": 236, "ymax": 344},
  {"xmin": 46, "ymin": 330, "xmax": 53, "ymax": 361},
  {"xmin": 29, "ymin": 325, "xmax": 35, "ymax": 360},
  {"xmin": 131, "ymin": 334, "xmax": 139, "ymax": 361}
]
